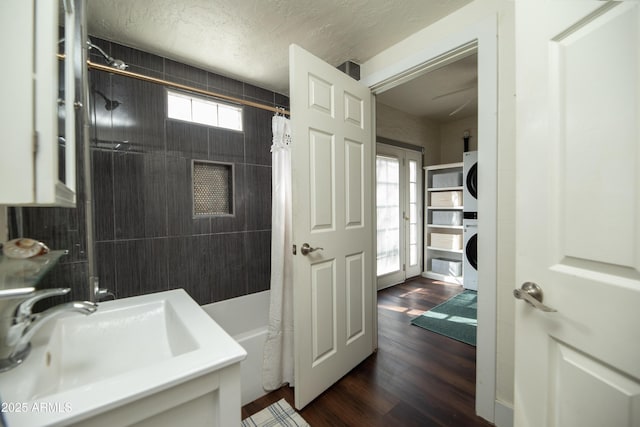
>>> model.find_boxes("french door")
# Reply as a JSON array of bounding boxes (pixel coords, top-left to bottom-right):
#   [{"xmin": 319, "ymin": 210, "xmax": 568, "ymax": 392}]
[{"xmin": 376, "ymin": 143, "xmax": 422, "ymax": 289}]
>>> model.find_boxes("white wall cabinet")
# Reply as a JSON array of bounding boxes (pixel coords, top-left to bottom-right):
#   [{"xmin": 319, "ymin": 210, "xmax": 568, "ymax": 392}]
[
  {"xmin": 423, "ymin": 162, "xmax": 464, "ymax": 284},
  {"xmin": 0, "ymin": 0, "xmax": 77, "ymax": 207}
]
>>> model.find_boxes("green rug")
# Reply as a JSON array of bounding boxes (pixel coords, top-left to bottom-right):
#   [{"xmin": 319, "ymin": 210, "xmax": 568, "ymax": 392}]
[{"xmin": 411, "ymin": 290, "xmax": 477, "ymax": 346}]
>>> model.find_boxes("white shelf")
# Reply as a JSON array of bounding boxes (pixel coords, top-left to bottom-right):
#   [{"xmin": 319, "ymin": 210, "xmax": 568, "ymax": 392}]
[
  {"xmin": 427, "ymin": 186, "xmax": 463, "ymax": 192},
  {"xmin": 427, "ymin": 205, "xmax": 463, "ymax": 210},
  {"xmin": 427, "ymin": 246, "xmax": 463, "ymax": 254},
  {"xmin": 424, "ymin": 162, "xmax": 465, "ymax": 285},
  {"xmin": 423, "ymin": 162, "xmax": 463, "ymax": 171},
  {"xmin": 427, "ymin": 225, "xmax": 463, "ymax": 230}
]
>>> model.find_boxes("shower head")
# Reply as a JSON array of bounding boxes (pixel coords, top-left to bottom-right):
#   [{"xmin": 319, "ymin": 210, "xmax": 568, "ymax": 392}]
[
  {"xmin": 93, "ymin": 89, "xmax": 121, "ymax": 111},
  {"xmin": 108, "ymin": 58, "xmax": 128, "ymax": 71},
  {"xmin": 87, "ymin": 40, "xmax": 129, "ymax": 71}
]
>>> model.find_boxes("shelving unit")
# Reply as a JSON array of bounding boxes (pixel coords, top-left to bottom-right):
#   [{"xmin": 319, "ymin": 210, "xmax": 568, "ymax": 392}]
[{"xmin": 423, "ymin": 162, "xmax": 464, "ymax": 284}]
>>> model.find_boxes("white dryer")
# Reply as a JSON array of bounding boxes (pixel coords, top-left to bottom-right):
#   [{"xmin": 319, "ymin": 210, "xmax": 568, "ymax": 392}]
[
  {"xmin": 463, "ymin": 218, "xmax": 478, "ymax": 290},
  {"xmin": 463, "ymin": 151, "xmax": 478, "ymax": 215}
]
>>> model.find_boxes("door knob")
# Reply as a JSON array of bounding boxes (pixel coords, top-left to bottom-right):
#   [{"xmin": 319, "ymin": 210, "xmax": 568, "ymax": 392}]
[
  {"xmin": 513, "ymin": 282, "xmax": 557, "ymax": 312},
  {"xmin": 300, "ymin": 243, "xmax": 323, "ymax": 256}
]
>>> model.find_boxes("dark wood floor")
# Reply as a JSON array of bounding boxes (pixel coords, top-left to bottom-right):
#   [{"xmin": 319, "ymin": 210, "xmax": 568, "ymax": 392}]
[{"xmin": 242, "ymin": 277, "xmax": 493, "ymax": 426}]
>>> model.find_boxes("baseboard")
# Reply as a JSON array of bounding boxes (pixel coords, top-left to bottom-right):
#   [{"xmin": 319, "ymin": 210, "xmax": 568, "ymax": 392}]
[{"xmin": 494, "ymin": 401, "xmax": 514, "ymax": 427}]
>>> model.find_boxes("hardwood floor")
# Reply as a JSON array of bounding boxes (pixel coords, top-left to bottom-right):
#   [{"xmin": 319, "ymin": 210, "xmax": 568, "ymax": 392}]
[{"xmin": 242, "ymin": 277, "xmax": 493, "ymax": 426}]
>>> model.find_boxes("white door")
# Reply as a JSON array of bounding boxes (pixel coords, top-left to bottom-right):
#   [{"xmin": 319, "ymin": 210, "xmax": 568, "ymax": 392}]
[
  {"xmin": 376, "ymin": 144, "xmax": 422, "ymax": 289},
  {"xmin": 289, "ymin": 44, "xmax": 374, "ymax": 409},
  {"xmin": 515, "ymin": 1, "xmax": 640, "ymax": 426}
]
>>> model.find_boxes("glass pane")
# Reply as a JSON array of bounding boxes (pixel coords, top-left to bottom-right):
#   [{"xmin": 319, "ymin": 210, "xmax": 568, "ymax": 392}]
[
  {"xmin": 376, "ymin": 155, "xmax": 401, "ymax": 276},
  {"xmin": 410, "ymin": 203, "xmax": 417, "ymax": 223},
  {"xmin": 409, "ymin": 160, "xmax": 417, "ymax": 182},
  {"xmin": 410, "ymin": 224, "xmax": 417, "ymax": 245},
  {"xmin": 167, "ymin": 92, "xmax": 192, "ymax": 121},
  {"xmin": 192, "ymin": 98, "xmax": 217, "ymax": 126},
  {"xmin": 410, "ymin": 182, "xmax": 416, "ymax": 203},
  {"xmin": 410, "ymin": 244, "xmax": 418, "ymax": 266},
  {"xmin": 218, "ymin": 104, "xmax": 243, "ymax": 131}
]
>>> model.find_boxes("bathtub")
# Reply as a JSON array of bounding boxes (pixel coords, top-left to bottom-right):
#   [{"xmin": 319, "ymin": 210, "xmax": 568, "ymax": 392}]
[{"xmin": 203, "ymin": 290, "xmax": 270, "ymax": 405}]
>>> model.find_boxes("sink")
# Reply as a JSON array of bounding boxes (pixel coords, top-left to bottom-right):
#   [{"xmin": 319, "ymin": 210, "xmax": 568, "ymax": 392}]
[
  {"xmin": 0, "ymin": 289, "xmax": 247, "ymax": 426},
  {"xmin": 32, "ymin": 298, "xmax": 198, "ymax": 399}
]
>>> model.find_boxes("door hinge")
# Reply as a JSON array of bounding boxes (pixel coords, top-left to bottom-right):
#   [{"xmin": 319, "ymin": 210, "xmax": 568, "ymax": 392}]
[
  {"xmin": 403, "ymin": 264, "xmax": 406, "ymax": 271},
  {"xmin": 32, "ymin": 131, "xmax": 39, "ymax": 155}
]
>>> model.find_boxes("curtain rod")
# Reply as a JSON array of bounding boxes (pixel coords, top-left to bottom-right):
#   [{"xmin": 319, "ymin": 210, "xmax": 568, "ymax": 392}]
[
  {"xmin": 58, "ymin": 54, "xmax": 290, "ymax": 116},
  {"xmin": 88, "ymin": 61, "xmax": 290, "ymax": 116}
]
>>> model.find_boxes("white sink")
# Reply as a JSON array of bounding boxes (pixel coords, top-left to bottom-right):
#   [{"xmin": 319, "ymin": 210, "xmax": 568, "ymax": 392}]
[{"xmin": 0, "ymin": 289, "xmax": 247, "ymax": 426}]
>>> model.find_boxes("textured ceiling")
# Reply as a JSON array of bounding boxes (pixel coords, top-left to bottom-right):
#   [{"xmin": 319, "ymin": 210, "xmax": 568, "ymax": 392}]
[
  {"xmin": 377, "ymin": 53, "xmax": 478, "ymax": 122},
  {"xmin": 86, "ymin": 0, "xmax": 473, "ymax": 96}
]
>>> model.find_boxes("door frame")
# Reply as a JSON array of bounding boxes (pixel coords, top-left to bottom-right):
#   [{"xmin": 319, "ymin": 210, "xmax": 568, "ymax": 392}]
[
  {"xmin": 361, "ymin": 16, "xmax": 498, "ymax": 422},
  {"xmin": 376, "ymin": 143, "xmax": 423, "ymax": 290}
]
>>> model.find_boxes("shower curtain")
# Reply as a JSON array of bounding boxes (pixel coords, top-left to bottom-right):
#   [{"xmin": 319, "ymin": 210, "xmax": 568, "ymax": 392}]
[{"xmin": 262, "ymin": 114, "xmax": 294, "ymax": 390}]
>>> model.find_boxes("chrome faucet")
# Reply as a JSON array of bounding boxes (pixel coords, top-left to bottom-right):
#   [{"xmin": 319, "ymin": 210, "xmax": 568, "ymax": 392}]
[{"xmin": 0, "ymin": 288, "xmax": 97, "ymax": 372}]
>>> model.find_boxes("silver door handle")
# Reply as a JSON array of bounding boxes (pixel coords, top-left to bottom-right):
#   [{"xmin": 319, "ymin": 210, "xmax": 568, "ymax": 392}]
[
  {"xmin": 513, "ymin": 282, "xmax": 557, "ymax": 312},
  {"xmin": 300, "ymin": 243, "xmax": 323, "ymax": 256}
]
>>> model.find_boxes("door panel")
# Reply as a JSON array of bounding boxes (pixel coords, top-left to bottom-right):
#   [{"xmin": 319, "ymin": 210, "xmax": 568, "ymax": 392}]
[
  {"xmin": 549, "ymin": 340, "xmax": 640, "ymax": 427},
  {"xmin": 554, "ymin": 2, "xmax": 638, "ymax": 267},
  {"xmin": 515, "ymin": 2, "xmax": 640, "ymax": 426},
  {"xmin": 311, "ymin": 260, "xmax": 336, "ymax": 364},
  {"xmin": 290, "ymin": 44, "xmax": 374, "ymax": 409},
  {"xmin": 346, "ymin": 252, "xmax": 365, "ymax": 344},
  {"xmin": 309, "ymin": 130, "xmax": 335, "ymax": 231},
  {"xmin": 345, "ymin": 139, "xmax": 364, "ymax": 228},
  {"xmin": 344, "ymin": 91, "xmax": 364, "ymax": 127},
  {"xmin": 309, "ymin": 74, "xmax": 334, "ymax": 115}
]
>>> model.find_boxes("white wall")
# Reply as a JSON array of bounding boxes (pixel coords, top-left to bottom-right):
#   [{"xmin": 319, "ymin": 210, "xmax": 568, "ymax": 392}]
[
  {"xmin": 375, "ymin": 101, "xmax": 441, "ymax": 165},
  {"xmin": 376, "ymin": 101, "xmax": 480, "ymax": 166},
  {"xmin": 439, "ymin": 115, "xmax": 478, "ymax": 163},
  {"xmin": 362, "ymin": 0, "xmax": 516, "ymax": 421}
]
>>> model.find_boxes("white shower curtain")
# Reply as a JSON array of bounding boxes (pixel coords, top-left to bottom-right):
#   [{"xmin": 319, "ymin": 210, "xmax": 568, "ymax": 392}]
[{"xmin": 262, "ymin": 114, "xmax": 294, "ymax": 390}]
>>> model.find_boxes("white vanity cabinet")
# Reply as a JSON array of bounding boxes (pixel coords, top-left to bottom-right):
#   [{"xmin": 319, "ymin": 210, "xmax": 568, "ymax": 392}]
[{"xmin": 0, "ymin": 0, "xmax": 77, "ymax": 207}]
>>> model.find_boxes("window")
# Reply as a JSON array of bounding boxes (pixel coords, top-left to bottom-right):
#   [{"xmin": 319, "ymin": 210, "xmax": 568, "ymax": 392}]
[
  {"xmin": 167, "ymin": 90, "xmax": 243, "ymax": 131},
  {"xmin": 376, "ymin": 155, "xmax": 401, "ymax": 276}
]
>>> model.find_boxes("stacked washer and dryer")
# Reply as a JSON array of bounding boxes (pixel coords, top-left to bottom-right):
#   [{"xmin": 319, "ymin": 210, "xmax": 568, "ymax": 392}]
[{"xmin": 463, "ymin": 151, "xmax": 478, "ymax": 290}]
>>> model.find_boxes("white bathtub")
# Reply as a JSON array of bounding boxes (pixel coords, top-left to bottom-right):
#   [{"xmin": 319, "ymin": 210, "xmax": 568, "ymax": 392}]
[{"xmin": 203, "ymin": 290, "xmax": 270, "ymax": 405}]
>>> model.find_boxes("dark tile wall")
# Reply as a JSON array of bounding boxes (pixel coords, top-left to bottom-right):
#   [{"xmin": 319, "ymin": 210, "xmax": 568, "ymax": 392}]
[{"xmin": 10, "ymin": 38, "xmax": 288, "ymax": 306}]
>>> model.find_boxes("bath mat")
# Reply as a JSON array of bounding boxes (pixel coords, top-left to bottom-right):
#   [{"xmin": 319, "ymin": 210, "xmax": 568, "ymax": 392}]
[
  {"xmin": 242, "ymin": 398, "xmax": 310, "ymax": 427},
  {"xmin": 411, "ymin": 290, "xmax": 477, "ymax": 346}
]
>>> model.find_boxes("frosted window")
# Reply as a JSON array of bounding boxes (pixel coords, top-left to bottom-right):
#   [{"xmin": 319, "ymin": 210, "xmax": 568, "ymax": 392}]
[
  {"xmin": 192, "ymin": 98, "xmax": 218, "ymax": 127},
  {"xmin": 218, "ymin": 104, "xmax": 243, "ymax": 131},
  {"xmin": 167, "ymin": 90, "xmax": 243, "ymax": 131},
  {"xmin": 376, "ymin": 155, "xmax": 400, "ymax": 276},
  {"xmin": 167, "ymin": 92, "xmax": 191, "ymax": 121}
]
